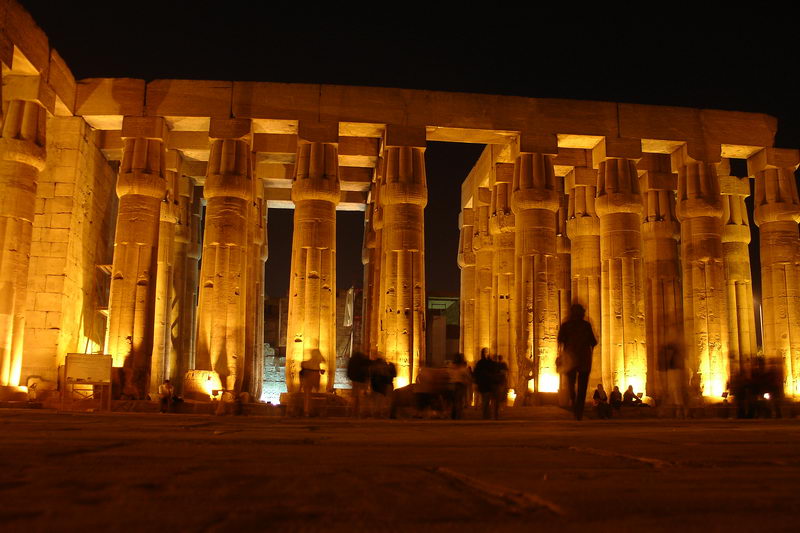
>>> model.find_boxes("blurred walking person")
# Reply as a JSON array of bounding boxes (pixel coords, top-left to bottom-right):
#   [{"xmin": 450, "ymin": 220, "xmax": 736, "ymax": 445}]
[
  {"xmin": 557, "ymin": 304, "xmax": 597, "ymax": 421},
  {"xmin": 448, "ymin": 353, "xmax": 471, "ymax": 419},
  {"xmin": 347, "ymin": 351, "xmax": 370, "ymax": 417},
  {"xmin": 473, "ymin": 349, "xmax": 496, "ymax": 420}
]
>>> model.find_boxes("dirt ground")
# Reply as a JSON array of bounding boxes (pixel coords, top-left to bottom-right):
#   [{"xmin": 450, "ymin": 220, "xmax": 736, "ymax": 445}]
[{"xmin": 0, "ymin": 407, "xmax": 798, "ymax": 532}]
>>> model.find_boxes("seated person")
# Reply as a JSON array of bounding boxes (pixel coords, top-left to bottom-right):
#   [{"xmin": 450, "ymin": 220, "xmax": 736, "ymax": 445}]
[
  {"xmin": 622, "ymin": 385, "xmax": 643, "ymax": 406},
  {"xmin": 609, "ymin": 386, "xmax": 623, "ymax": 409},
  {"xmin": 592, "ymin": 384, "xmax": 612, "ymax": 419}
]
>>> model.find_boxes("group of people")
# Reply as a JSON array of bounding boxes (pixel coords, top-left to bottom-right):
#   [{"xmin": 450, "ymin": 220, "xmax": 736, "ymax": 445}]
[
  {"xmin": 591, "ymin": 384, "xmax": 645, "ymax": 418},
  {"xmin": 346, "ymin": 351, "xmax": 397, "ymax": 417}
]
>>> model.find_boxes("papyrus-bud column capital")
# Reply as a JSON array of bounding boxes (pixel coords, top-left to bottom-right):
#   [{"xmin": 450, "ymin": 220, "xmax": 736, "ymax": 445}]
[
  {"xmin": 286, "ymin": 122, "xmax": 340, "ymax": 393},
  {"xmin": 106, "ymin": 116, "xmax": 167, "ymax": 398},
  {"xmin": 750, "ymin": 147, "xmax": 800, "ymax": 397},
  {"xmin": 594, "ymin": 138, "xmax": 646, "ymax": 395},
  {"xmin": 195, "ymin": 119, "xmax": 253, "ymax": 394},
  {"xmin": 673, "ymin": 144, "xmax": 729, "ymax": 398},
  {"xmin": 512, "ymin": 141, "xmax": 560, "ymax": 393},
  {"xmin": 0, "ymin": 79, "xmax": 49, "ymax": 389},
  {"xmin": 381, "ymin": 125, "xmax": 427, "ymax": 388}
]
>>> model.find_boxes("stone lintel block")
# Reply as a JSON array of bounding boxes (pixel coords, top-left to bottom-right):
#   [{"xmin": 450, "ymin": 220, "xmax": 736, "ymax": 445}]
[
  {"xmin": 181, "ymin": 160, "xmax": 208, "ymax": 180},
  {"xmin": 297, "ymin": 121, "xmax": 339, "ymax": 144},
  {"xmin": 519, "ymin": 134, "xmax": 558, "ymax": 155},
  {"xmin": 47, "ymin": 48, "xmax": 76, "ymax": 116},
  {"xmin": 164, "ymin": 150, "xmax": 181, "ymax": 172},
  {"xmin": 719, "ymin": 175, "xmax": 750, "ymax": 196},
  {"xmin": 4, "ymin": 0, "xmax": 50, "ymax": 74},
  {"xmin": 476, "ymin": 187, "xmax": 492, "ymax": 206},
  {"xmin": 565, "ymin": 167, "xmax": 598, "ymax": 190},
  {"xmin": 591, "ymin": 137, "xmax": 642, "ymax": 168},
  {"xmin": 384, "ymin": 125, "xmax": 426, "ymax": 148},
  {"xmin": 670, "ymin": 143, "xmax": 722, "ymax": 172},
  {"xmin": 637, "ymin": 153, "xmax": 672, "ymax": 173},
  {"xmin": 495, "ymin": 163, "xmax": 514, "ymax": 183},
  {"xmin": 147, "ymin": 80, "xmax": 232, "ymax": 118},
  {"xmin": 553, "ymin": 147, "xmax": 592, "ymax": 169},
  {"xmin": 209, "ymin": 118, "xmax": 251, "ymax": 140},
  {"xmin": 339, "ymin": 136, "xmax": 380, "ymax": 158},
  {"xmin": 121, "ymin": 116, "xmax": 166, "ymax": 140},
  {"xmin": 639, "ymin": 171, "xmax": 677, "ymax": 192},
  {"xmin": 76, "ymin": 78, "xmax": 145, "ymax": 117},
  {"xmin": 339, "ymin": 166, "xmax": 373, "ymax": 192},
  {"xmin": 461, "ymin": 208, "xmax": 474, "ymax": 227},
  {"xmin": 3, "ymin": 74, "xmax": 55, "ymax": 113},
  {"xmin": 166, "ymin": 131, "xmax": 210, "ymax": 152},
  {"xmin": 747, "ymin": 147, "xmax": 800, "ymax": 174},
  {"xmin": 252, "ymin": 133, "xmax": 297, "ymax": 155}
]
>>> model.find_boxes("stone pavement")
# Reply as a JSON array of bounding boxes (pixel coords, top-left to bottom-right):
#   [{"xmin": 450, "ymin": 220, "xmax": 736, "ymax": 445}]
[{"xmin": 0, "ymin": 408, "xmax": 798, "ymax": 532}]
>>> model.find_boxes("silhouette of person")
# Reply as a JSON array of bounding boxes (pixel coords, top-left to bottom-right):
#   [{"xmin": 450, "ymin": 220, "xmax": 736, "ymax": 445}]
[
  {"xmin": 447, "ymin": 353, "xmax": 471, "ymax": 420},
  {"xmin": 609, "ymin": 385, "xmax": 623, "ymax": 410},
  {"xmin": 622, "ymin": 385, "xmax": 642, "ymax": 406},
  {"xmin": 473, "ymin": 349, "xmax": 496, "ymax": 420},
  {"xmin": 557, "ymin": 304, "xmax": 597, "ymax": 420},
  {"xmin": 347, "ymin": 351, "xmax": 370, "ymax": 417},
  {"xmin": 593, "ymin": 383, "xmax": 611, "ymax": 419},
  {"xmin": 300, "ymin": 349, "xmax": 326, "ymax": 416},
  {"xmin": 158, "ymin": 379, "xmax": 174, "ymax": 413}
]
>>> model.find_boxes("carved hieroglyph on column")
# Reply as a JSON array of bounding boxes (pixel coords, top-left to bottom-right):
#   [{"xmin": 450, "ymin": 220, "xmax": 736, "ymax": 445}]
[
  {"xmin": 243, "ymin": 178, "xmax": 267, "ymax": 398},
  {"xmin": 0, "ymin": 98, "xmax": 46, "ymax": 388},
  {"xmin": 750, "ymin": 148, "xmax": 800, "ymax": 397},
  {"xmin": 195, "ymin": 120, "xmax": 253, "ymax": 394},
  {"xmin": 149, "ymin": 151, "xmax": 179, "ymax": 396},
  {"xmin": 512, "ymin": 151, "xmax": 559, "ymax": 393},
  {"xmin": 566, "ymin": 166, "xmax": 602, "ymax": 390},
  {"xmin": 381, "ymin": 127, "xmax": 427, "ymax": 388},
  {"xmin": 674, "ymin": 145, "xmax": 729, "ymax": 397},
  {"xmin": 106, "ymin": 117, "xmax": 166, "ymax": 398},
  {"xmin": 171, "ymin": 174, "xmax": 201, "ymax": 391},
  {"xmin": 286, "ymin": 127, "xmax": 340, "ymax": 392},
  {"xmin": 489, "ymin": 164, "xmax": 516, "ymax": 385},
  {"xmin": 457, "ymin": 208, "xmax": 476, "ymax": 365},
  {"xmin": 719, "ymin": 163, "xmax": 757, "ymax": 374},
  {"xmin": 473, "ymin": 188, "xmax": 493, "ymax": 357},
  {"xmin": 595, "ymin": 141, "xmax": 647, "ymax": 394},
  {"xmin": 638, "ymin": 154, "xmax": 683, "ymax": 400}
]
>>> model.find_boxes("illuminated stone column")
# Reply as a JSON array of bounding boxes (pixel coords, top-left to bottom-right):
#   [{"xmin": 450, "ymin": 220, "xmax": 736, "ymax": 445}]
[
  {"xmin": 473, "ymin": 188, "xmax": 493, "ymax": 357},
  {"xmin": 489, "ymin": 163, "xmax": 516, "ymax": 383},
  {"xmin": 512, "ymin": 149, "xmax": 559, "ymax": 393},
  {"xmin": 285, "ymin": 123, "xmax": 340, "ymax": 393},
  {"xmin": 369, "ymin": 170, "xmax": 384, "ymax": 358},
  {"xmin": 362, "ymin": 183, "xmax": 379, "ymax": 357},
  {"xmin": 565, "ymin": 166, "xmax": 602, "ymax": 389},
  {"xmin": 750, "ymin": 148, "xmax": 800, "ymax": 397},
  {"xmin": 638, "ymin": 154, "xmax": 682, "ymax": 400},
  {"xmin": 673, "ymin": 144, "xmax": 729, "ymax": 398},
  {"xmin": 243, "ymin": 178, "xmax": 267, "ymax": 398},
  {"xmin": 149, "ymin": 151, "xmax": 179, "ymax": 396},
  {"xmin": 0, "ymin": 96, "xmax": 47, "ymax": 388},
  {"xmin": 195, "ymin": 119, "xmax": 253, "ymax": 394},
  {"xmin": 457, "ymin": 208, "xmax": 476, "ymax": 365},
  {"xmin": 555, "ymin": 175, "xmax": 571, "ymax": 325},
  {"xmin": 595, "ymin": 139, "xmax": 647, "ymax": 394},
  {"xmin": 105, "ymin": 117, "xmax": 166, "ymax": 398},
  {"xmin": 719, "ymin": 164, "xmax": 757, "ymax": 374},
  {"xmin": 381, "ymin": 126, "xmax": 427, "ymax": 388},
  {"xmin": 171, "ymin": 174, "xmax": 201, "ymax": 391}
]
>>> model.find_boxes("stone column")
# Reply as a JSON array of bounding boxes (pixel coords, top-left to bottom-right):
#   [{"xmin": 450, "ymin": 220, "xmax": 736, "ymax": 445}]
[
  {"xmin": 0, "ymin": 95, "xmax": 47, "ymax": 388},
  {"xmin": 457, "ymin": 207, "xmax": 476, "ymax": 366},
  {"xmin": 285, "ymin": 123, "xmax": 340, "ymax": 392},
  {"xmin": 171, "ymin": 174, "xmax": 200, "ymax": 392},
  {"xmin": 719, "ymin": 163, "xmax": 757, "ymax": 374},
  {"xmin": 555, "ymin": 175, "xmax": 571, "ymax": 325},
  {"xmin": 369, "ymin": 170, "xmax": 384, "ymax": 359},
  {"xmin": 512, "ymin": 149, "xmax": 560, "ymax": 393},
  {"xmin": 673, "ymin": 144, "xmax": 729, "ymax": 398},
  {"xmin": 361, "ymin": 186, "xmax": 377, "ymax": 356},
  {"xmin": 473, "ymin": 187, "xmax": 493, "ymax": 357},
  {"xmin": 594, "ymin": 139, "xmax": 647, "ymax": 394},
  {"xmin": 750, "ymin": 148, "xmax": 800, "ymax": 397},
  {"xmin": 105, "ymin": 117, "xmax": 166, "ymax": 398},
  {"xmin": 566, "ymin": 166, "xmax": 602, "ymax": 390},
  {"xmin": 243, "ymin": 177, "xmax": 267, "ymax": 398},
  {"xmin": 195, "ymin": 119, "xmax": 253, "ymax": 394},
  {"xmin": 638, "ymin": 154, "xmax": 682, "ymax": 401},
  {"xmin": 489, "ymin": 164, "xmax": 517, "ymax": 385},
  {"xmin": 381, "ymin": 126, "xmax": 427, "ymax": 388},
  {"xmin": 149, "ymin": 151, "xmax": 179, "ymax": 396}
]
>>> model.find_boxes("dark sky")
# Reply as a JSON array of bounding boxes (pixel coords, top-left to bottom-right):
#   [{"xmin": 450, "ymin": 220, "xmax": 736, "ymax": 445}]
[{"xmin": 19, "ymin": 1, "xmax": 800, "ymax": 298}]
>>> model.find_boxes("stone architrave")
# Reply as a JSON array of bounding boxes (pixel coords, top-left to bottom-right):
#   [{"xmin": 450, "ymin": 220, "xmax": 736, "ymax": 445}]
[
  {"xmin": 750, "ymin": 148, "xmax": 800, "ymax": 397},
  {"xmin": 243, "ymin": 177, "xmax": 267, "ymax": 398},
  {"xmin": 195, "ymin": 119, "xmax": 253, "ymax": 394},
  {"xmin": 285, "ymin": 123, "xmax": 340, "ymax": 393},
  {"xmin": 380, "ymin": 126, "xmax": 427, "ymax": 388},
  {"xmin": 594, "ymin": 139, "xmax": 647, "ymax": 394},
  {"xmin": 457, "ymin": 208, "xmax": 476, "ymax": 365},
  {"xmin": 0, "ymin": 98, "xmax": 47, "ymax": 388},
  {"xmin": 638, "ymin": 154, "xmax": 683, "ymax": 400},
  {"xmin": 105, "ymin": 117, "xmax": 166, "ymax": 398},
  {"xmin": 719, "ymin": 163, "xmax": 757, "ymax": 374},
  {"xmin": 149, "ymin": 150, "xmax": 179, "ymax": 396},
  {"xmin": 473, "ymin": 188, "xmax": 493, "ymax": 358},
  {"xmin": 512, "ymin": 149, "xmax": 560, "ymax": 393},
  {"xmin": 673, "ymin": 144, "xmax": 730, "ymax": 398},
  {"xmin": 565, "ymin": 166, "xmax": 602, "ymax": 391},
  {"xmin": 489, "ymin": 164, "xmax": 516, "ymax": 386}
]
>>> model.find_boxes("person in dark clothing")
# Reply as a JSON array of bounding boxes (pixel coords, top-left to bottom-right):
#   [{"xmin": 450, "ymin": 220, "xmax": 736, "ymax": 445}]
[
  {"xmin": 347, "ymin": 351, "xmax": 371, "ymax": 417},
  {"xmin": 473, "ymin": 349, "xmax": 496, "ymax": 420},
  {"xmin": 492, "ymin": 355, "xmax": 509, "ymax": 419},
  {"xmin": 593, "ymin": 383, "xmax": 612, "ymax": 419},
  {"xmin": 557, "ymin": 304, "xmax": 597, "ymax": 421},
  {"xmin": 622, "ymin": 385, "xmax": 643, "ymax": 406},
  {"xmin": 609, "ymin": 385, "xmax": 623, "ymax": 410}
]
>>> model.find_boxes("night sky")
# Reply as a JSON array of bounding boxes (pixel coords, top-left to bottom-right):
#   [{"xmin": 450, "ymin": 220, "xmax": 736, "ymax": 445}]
[{"xmin": 19, "ymin": 1, "xmax": 800, "ymax": 299}]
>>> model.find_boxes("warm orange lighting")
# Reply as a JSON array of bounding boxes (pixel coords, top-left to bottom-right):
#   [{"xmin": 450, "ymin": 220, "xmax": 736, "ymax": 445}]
[
  {"xmin": 506, "ymin": 389, "xmax": 516, "ymax": 406},
  {"xmin": 539, "ymin": 373, "xmax": 559, "ymax": 393},
  {"xmin": 396, "ymin": 375, "xmax": 410, "ymax": 389}
]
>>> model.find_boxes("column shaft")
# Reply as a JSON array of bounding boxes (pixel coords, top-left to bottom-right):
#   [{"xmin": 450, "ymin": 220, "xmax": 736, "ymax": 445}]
[
  {"xmin": 243, "ymin": 178, "xmax": 267, "ymax": 398},
  {"xmin": 473, "ymin": 196, "xmax": 493, "ymax": 357},
  {"xmin": 457, "ymin": 208, "xmax": 476, "ymax": 365}
]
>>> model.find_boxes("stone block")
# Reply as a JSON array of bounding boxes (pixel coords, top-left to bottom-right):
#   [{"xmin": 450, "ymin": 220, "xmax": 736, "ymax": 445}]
[
  {"xmin": 38, "ymin": 256, "xmax": 66, "ymax": 273},
  {"xmin": 385, "ymin": 125, "xmax": 426, "ymax": 148},
  {"xmin": 47, "ymin": 48, "xmax": 76, "ymax": 116},
  {"xmin": 49, "ymin": 212, "xmax": 71, "ymax": 229},
  {"xmin": 4, "ymin": 0, "xmax": 50, "ymax": 73},
  {"xmin": 37, "ymin": 182, "xmax": 55, "ymax": 198},
  {"xmin": 209, "ymin": 118, "xmax": 250, "ymax": 140},
  {"xmin": 121, "ymin": 116, "xmax": 166, "ymax": 140},
  {"xmin": 45, "ymin": 311, "xmax": 62, "ymax": 329},
  {"xmin": 233, "ymin": 81, "xmax": 320, "ymax": 121},
  {"xmin": 33, "ymin": 213, "xmax": 51, "ymax": 228},
  {"xmin": 54, "ymin": 183, "xmax": 74, "ymax": 197},
  {"xmin": 26, "ymin": 311, "xmax": 46, "ymax": 329},
  {"xmin": 297, "ymin": 121, "xmax": 339, "ymax": 144},
  {"xmin": 43, "ymin": 197, "xmax": 73, "ymax": 214},
  {"xmin": 147, "ymin": 80, "xmax": 232, "ymax": 118},
  {"xmin": 3, "ymin": 74, "xmax": 56, "ymax": 113},
  {"xmin": 50, "ymin": 242, "xmax": 68, "ymax": 256},
  {"xmin": 75, "ymin": 78, "xmax": 145, "ymax": 118},
  {"xmin": 45, "ymin": 275, "xmax": 66, "ymax": 293},
  {"xmin": 34, "ymin": 292, "xmax": 62, "ymax": 312}
]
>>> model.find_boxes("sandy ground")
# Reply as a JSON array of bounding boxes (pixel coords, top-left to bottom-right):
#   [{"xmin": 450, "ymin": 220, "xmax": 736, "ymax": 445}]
[{"xmin": 0, "ymin": 407, "xmax": 798, "ymax": 532}]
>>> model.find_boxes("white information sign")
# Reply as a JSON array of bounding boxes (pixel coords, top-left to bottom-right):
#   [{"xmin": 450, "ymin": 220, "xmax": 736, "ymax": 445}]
[{"xmin": 65, "ymin": 354, "xmax": 112, "ymax": 384}]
